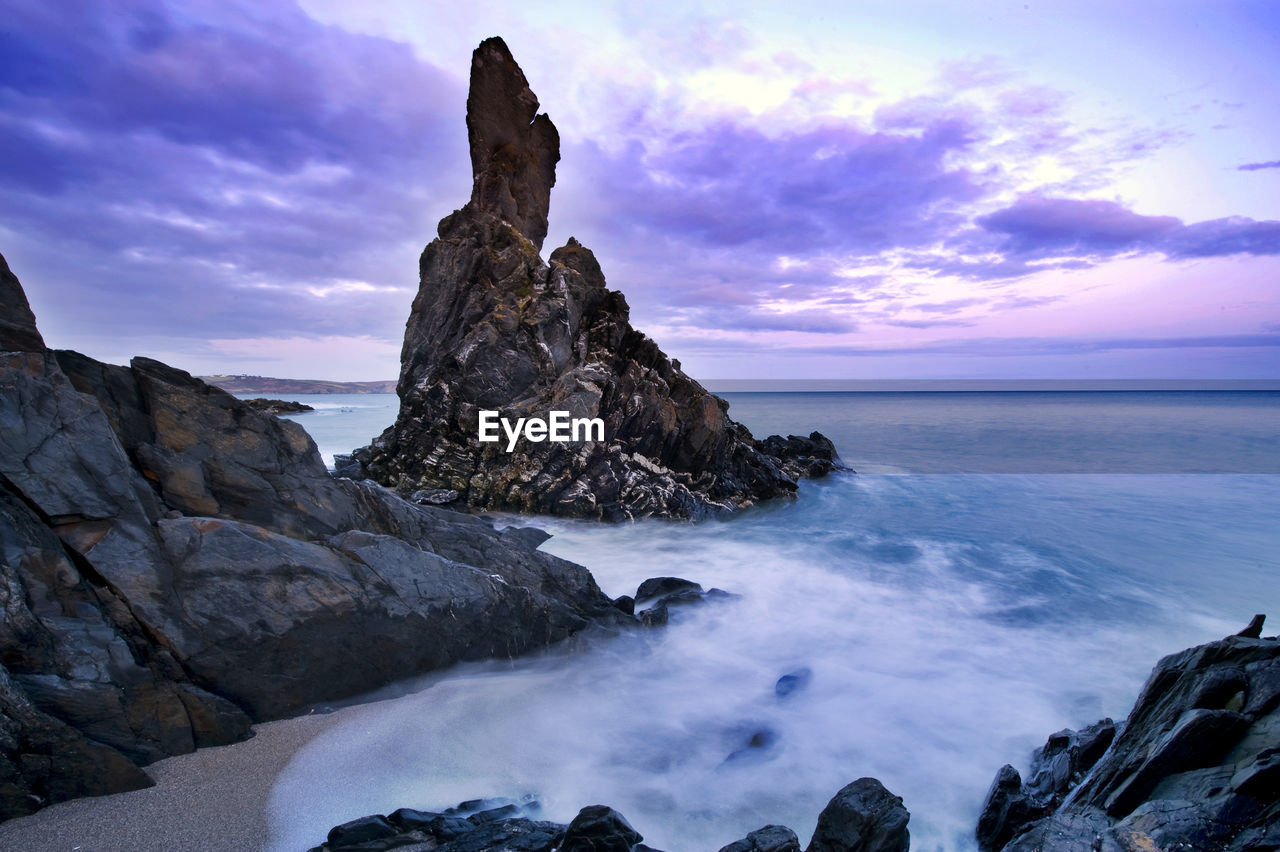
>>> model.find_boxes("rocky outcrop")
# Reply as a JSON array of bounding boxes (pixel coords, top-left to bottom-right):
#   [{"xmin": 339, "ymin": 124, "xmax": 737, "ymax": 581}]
[
  {"xmin": 977, "ymin": 619, "xmax": 1279, "ymax": 851},
  {"xmin": 346, "ymin": 37, "xmax": 840, "ymax": 520},
  {"xmin": 310, "ymin": 780, "xmax": 910, "ymax": 852},
  {"xmin": 0, "ymin": 253, "xmax": 627, "ymax": 820},
  {"xmin": 242, "ymin": 397, "xmax": 314, "ymax": 415}
]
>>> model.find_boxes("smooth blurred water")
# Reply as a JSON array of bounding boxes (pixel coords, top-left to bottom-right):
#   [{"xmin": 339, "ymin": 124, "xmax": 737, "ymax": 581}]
[{"xmin": 261, "ymin": 391, "xmax": 1280, "ymax": 852}]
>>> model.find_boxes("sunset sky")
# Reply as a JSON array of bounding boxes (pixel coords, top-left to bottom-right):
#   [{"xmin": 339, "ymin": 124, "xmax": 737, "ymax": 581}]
[{"xmin": 2, "ymin": 0, "xmax": 1278, "ymax": 380}]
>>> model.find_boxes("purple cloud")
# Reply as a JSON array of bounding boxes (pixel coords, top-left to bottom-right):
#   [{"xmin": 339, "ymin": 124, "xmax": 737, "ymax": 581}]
[
  {"xmin": 977, "ymin": 197, "xmax": 1180, "ymax": 255},
  {"xmin": 976, "ymin": 196, "xmax": 1280, "ymax": 261},
  {"xmin": 0, "ymin": 0, "xmax": 466, "ymax": 345},
  {"xmin": 1237, "ymin": 160, "xmax": 1280, "ymax": 171}
]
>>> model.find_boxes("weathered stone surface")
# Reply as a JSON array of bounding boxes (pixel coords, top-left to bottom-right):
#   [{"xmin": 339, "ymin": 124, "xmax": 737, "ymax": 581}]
[
  {"xmin": 979, "ymin": 619, "xmax": 1280, "ymax": 851},
  {"xmin": 806, "ymin": 778, "xmax": 911, "ymax": 852},
  {"xmin": 349, "ymin": 38, "xmax": 840, "ymax": 520},
  {"xmin": 0, "ymin": 253, "xmax": 43, "ymax": 353},
  {"xmin": 0, "ymin": 257, "xmax": 630, "ymax": 822},
  {"xmin": 976, "ymin": 719, "xmax": 1115, "ymax": 851},
  {"xmin": 466, "ymin": 37, "xmax": 559, "ymax": 252}
]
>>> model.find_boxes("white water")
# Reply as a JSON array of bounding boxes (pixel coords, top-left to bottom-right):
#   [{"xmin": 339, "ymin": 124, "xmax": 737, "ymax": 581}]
[{"xmin": 264, "ymin": 469, "xmax": 1278, "ymax": 851}]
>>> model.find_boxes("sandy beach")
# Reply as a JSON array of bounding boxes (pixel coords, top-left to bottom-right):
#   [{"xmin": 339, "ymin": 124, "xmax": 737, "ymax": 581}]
[{"xmin": 0, "ymin": 708, "xmax": 349, "ymax": 852}]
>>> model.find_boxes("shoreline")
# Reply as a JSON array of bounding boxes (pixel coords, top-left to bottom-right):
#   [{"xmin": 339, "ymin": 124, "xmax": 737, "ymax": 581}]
[{"xmin": 0, "ymin": 709, "xmax": 348, "ymax": 852}]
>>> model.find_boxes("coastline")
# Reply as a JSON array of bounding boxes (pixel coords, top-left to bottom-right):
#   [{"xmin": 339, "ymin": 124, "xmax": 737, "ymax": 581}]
[{"xmin": 0, "ymin": 709, "xmax": 346, "ymax": 852}]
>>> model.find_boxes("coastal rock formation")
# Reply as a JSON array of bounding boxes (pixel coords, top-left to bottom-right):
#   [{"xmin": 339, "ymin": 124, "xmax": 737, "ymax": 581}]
[
  {"xmin": 0, "ymin": 253, "xmax": 625, "ymax": 820},
  {"xmin": 977, "ymin": 618, "xmax": 1279, "ymax": 851},
  {"xmin": 346, "ymin": 37, "xmax": 839, "ymax": 520},
  {"xmin": 310, "ymin": 779, "xmax": 910, "ymax": 852},
  {"xmin": 241, "ymin": 397, "xmax": 314, "ymax": 415}
]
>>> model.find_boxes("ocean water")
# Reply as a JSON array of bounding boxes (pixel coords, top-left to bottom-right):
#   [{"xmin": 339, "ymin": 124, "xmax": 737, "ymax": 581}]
[{"xmin": 260, "ymin": 390, "xmax": 1280, "ymax": 852}]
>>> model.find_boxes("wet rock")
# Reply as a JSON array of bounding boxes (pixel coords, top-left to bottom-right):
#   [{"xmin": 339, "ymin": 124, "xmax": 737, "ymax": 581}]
[
  {"xmin": 639, "ymin": 605, "xmax": 669, "ymax": 628},
  {"xmin": 613, "ymin": 595, "xmax": 636, "ymax": 615},
  {"xmin": 719, "ymin": 825, "xmax": 802, "ymax": 852},
  {"xmin": 559, "ymin": 805, "xmax": 644, "ymax": 852},
  {"xmin": 326, "ymin": 815, "xmax": 400, "ymax": 848},
  {"xmin": 977, "ymin": 618, "xmax": 1280, "ymax": 851},
  {"xmin": 635, "ymin": 577, "xmax": 703, "ymax": 603},
  {"xmin": 806, "ymin": 778, "xmax": 910, "ymax": 852},
  {"xmin": 348, "ymin": 39, "xmax": 840, "ymax": 520}
]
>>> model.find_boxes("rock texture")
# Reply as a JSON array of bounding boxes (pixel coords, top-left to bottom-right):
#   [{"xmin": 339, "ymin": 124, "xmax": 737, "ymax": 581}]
[
  {"xmin": 310, "ymin": 781, "xmax": 910, "ymax": 852},
  {"xmin": 0, "ymin": 252, "xmax": 626, "ymax": 821},
  {"xmin": 977, "ymin": 619, "xmax": 1279, "ymax": 851},
  {"xmin": 347, "ymin": 37, "xmax": 839, "ymax": 520}
]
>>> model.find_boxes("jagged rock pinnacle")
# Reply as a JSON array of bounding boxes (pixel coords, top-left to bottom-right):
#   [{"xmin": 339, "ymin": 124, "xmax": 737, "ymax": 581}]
[
  {"xmin": 346, "ymin": 38, "xmax": 840, "ymax": 520},
  {"xmin": 466, "ymin": 36, "xmax": 560, "ymax": 251}
]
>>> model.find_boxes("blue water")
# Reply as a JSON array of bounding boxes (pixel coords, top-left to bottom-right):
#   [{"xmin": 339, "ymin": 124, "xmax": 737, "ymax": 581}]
[{"xmin": 261, "ymin": 391, "xmax": 1280, "ymax": 852}]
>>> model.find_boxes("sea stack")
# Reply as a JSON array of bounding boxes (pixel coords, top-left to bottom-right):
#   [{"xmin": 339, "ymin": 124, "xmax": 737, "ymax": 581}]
[{"xmin": 347, "ymin": 37, "xmax": 839, "ymax": 520}]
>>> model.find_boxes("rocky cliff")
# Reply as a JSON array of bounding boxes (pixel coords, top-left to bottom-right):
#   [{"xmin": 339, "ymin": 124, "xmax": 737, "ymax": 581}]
[
  {"xmin": 345, "ymin": 37, "xmax": 838, "ymax": 520},
  {"xmin": 977, "ymin": 618, "xmax": 1279, "ymax": 851},
  {"xmin": 0, "ymin": 253, "xmax": 625, "ymax": 821}
]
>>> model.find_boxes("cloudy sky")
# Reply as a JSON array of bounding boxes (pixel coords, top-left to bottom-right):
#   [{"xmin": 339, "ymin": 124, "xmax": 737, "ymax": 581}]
[{"xmin": 3, "ymin": 0, "xmax": 1278, "ymax": 380}]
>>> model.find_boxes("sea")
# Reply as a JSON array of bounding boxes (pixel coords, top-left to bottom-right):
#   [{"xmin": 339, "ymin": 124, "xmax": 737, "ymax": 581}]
[{"xmin": 255, "ymin": 385, "xmax": 1280, "ymax": 852}]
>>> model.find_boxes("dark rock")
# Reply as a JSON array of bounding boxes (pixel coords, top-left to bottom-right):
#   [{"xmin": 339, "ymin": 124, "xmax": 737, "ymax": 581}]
[
  {"xmin": 1240, "ymin": 613, "xmax": 1266, "ymax": 639},
  {"xmin": 636, "ymin": 577, "xmax": 703, "ymax": 603},
  {"xmin": 719, "ymin": 825, "xmax": 802, "ymax": 852},
  {"xmin": 806, "ymin": 778, "xmax": 910, "ymax": 852},
  {"xmin": 348, "ymin": 39, "xmax": 840, "ymax": 520},
  {"xmin": 639, "ymin": 604, "xmax": 669, "ymax": 628},
  {"xmin": 755, "ymin": 433, "xmax": 842, "ymax": 479},
  {"xmin": 0, "ymin": 257, "xmax": 631, "ymax": 822},
  {"xmin": 776, "ymin": 668, "xmax": 814, "ymax": 699},
  {"xmin": 978, "ymin": 625, "xmax": 1280, "ymax": 851},
  {"xmin": 0, "ymin": 253, "xmax": 44, "ymax": 353},
  {"xmin": 613, "ymin": 595, "xmax": 636, "ymax": 615},
  {"xmin": 241, "ymin": 397, "xmax": 315, "ymax": 415},
  {"xmin": 469, "ymin": 804, "xmax": 521, "ymax": 825},
  {"xmin": 327, "ymin": 815, "xmax": 401, "ymax": 848},
  {"xmin": 560, "ymin": 805, "xmax": 644, "ymax": 852}
]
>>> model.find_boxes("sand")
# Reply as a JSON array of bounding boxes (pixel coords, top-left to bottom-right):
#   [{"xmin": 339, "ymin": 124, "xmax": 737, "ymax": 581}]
[{"xmin": 0, "ymin": 708, "xmax": 352, "ymax": 852}]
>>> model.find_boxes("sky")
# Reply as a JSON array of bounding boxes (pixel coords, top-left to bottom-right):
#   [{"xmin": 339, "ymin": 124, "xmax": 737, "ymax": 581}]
[{"xmin": 2, "ymin": 0, "xmax": 1278, "ymax": 380}]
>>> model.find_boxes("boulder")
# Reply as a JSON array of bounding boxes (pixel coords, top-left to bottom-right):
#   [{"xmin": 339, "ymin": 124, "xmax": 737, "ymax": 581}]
[
  {"xmin": 806, "ymin": 778, "xmax": 910, "ymax": 852},
  {"xmin": 348, "ymin": 38, "xmax": 841, "ymax": 520},
  {"xmin": 720, "ymin": 825, "xmax": 802, "ymax": 852},
  {"xmin": 560, "ymin": 805, "xmax": 645, "ymax": 852}
]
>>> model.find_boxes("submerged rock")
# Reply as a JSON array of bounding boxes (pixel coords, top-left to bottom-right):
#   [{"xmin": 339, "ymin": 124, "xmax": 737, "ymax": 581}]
[
  {"xmin": 978, "ymin": 617, "xmax": 1280, "ymax": 851},
  {"xmin": 348, "ymin": 37, "xmax": 841, "ymax": 520},
  {"xmin": 0, "ymin": 253, "xmax": 627, "ymax": 821}
]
